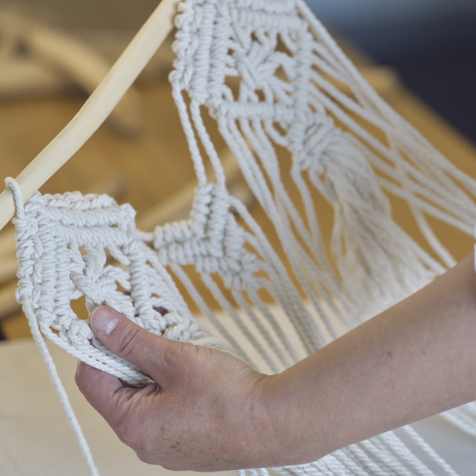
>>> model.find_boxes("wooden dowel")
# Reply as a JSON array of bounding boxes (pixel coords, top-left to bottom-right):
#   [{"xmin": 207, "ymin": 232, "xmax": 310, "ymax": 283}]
[{"xmin": 0, "ymin": 0, "xmax": 178, "ymax": 232}]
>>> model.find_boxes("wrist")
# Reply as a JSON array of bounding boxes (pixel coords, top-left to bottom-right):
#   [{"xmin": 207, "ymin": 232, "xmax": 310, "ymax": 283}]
[
  {"xmin": 225, "ymin": 371, "xmax": 285, "ymax": 470},
  {"xmin": 252, "ymin": 366, "xmax": 332, "ymax": 469},
  {"xmin": 243, "ymin": 371, "xmax": 300, "ymax": 468}
]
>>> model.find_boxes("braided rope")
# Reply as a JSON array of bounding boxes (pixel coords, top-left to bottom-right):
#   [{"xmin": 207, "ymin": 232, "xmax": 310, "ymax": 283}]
[{"xmin": 7, "ymin": 0, "xmax": 476, "ymax": 475}]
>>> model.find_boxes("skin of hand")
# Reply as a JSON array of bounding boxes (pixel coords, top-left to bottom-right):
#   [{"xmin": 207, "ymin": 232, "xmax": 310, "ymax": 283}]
[
  {"xmin": 75, "ymin": 306, "xmax": 274, "ymax": 472},
  {"xmin": 257, "ymin": 253, "xmax": 476, "ymax": 466},
  {"xmin": 77, "ymin": 253, "xmax": 476, "ymax": 471}
]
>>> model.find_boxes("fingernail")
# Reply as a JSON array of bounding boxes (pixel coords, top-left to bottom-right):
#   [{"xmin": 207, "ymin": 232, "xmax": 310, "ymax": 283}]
[{"xmin": 90, "ymin": 306, "xmax": 119, "ymax": 335}]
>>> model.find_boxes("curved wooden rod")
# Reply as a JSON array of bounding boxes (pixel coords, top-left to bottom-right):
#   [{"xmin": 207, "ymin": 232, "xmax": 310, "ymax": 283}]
[{"xmin": 0, "ymin": 0, "xmax": 178, "ymax": 231}]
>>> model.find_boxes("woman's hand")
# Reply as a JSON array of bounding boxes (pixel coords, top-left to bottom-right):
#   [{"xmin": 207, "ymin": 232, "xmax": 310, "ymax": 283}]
[
  {"xmin": 77, "ymin": 254, "xmax": 476, "ymax": 472},
  {"xmin": 75, "ymin": 306, "xmax": 275, "ymax": 472}
]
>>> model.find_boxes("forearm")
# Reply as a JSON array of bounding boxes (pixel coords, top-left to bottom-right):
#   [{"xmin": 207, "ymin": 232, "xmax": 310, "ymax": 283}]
[{"xmin": 262, "ymin": 253, "xmax": 476, "ymax": 466}]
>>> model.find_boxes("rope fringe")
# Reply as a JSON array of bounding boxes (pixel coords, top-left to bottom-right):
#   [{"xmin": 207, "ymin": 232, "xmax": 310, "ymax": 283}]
[{"xmin": 7, "ymin": 0, "xmax": 476, "ymax": 475}]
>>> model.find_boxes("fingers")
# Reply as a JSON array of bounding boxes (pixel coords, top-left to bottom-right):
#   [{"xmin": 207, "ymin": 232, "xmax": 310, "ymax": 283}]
[
  {"xmin": 90, "ymin": 306, "xmax": 185, "ymax": 387},
  {"xmin": 75, "ymin": 363, "xmax": 131, "ymax": 426},
  {"xmin": 76, "ymin": 363, "xmax": 157, "ymax": 449}
]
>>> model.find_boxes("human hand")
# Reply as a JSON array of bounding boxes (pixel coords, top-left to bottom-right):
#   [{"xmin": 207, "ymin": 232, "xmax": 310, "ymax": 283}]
[{"xmin": 75, "ymin": 306, "xmax": 275, "ymax": 472}]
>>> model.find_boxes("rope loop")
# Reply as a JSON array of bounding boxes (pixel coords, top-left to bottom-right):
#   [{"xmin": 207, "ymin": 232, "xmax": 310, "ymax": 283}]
[{"xmin": 5, "ymin": 177, "xmax": 25, "ymax": 220}]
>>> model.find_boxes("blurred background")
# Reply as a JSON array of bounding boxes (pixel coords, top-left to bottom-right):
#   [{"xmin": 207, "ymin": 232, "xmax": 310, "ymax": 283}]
[
  {"xmin": 2, "ymin": 0, "xmax": 475, "ymax": 140},
  {"xmin": 2, "ymin": 5, "xmax": 476, "ymax": 474},
  {"xmin": 309, "ymin": 0, "xmax": 476, "ymax": 143},
  {"xmin": 0, "ymin": 0, "xmax": 476, "ymax": 340}
]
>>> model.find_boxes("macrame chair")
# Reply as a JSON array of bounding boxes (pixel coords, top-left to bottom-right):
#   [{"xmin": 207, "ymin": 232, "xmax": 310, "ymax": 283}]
[{"xmin": 3, "ymin": 1, "xmax": 476, "ymax": 475}]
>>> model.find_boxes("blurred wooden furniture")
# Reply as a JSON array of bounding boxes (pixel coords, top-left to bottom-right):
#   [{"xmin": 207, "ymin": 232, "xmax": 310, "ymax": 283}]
[{"xmin": 0, "ymin": 12, "xmax": 147, "ymax": 135}]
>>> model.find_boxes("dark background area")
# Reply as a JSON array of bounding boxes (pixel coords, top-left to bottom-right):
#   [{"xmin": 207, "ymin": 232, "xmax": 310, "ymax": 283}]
[{"xmin": 308, "ymin": 0, "xmax": 476, "ymax": 144}]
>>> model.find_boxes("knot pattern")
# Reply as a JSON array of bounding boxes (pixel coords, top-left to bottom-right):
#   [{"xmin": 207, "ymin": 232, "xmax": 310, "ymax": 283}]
[
  {"xmin": 5, "ymin": 0, "xmax": 473, "ymax": 474},
  {"xmin": 154, "ymin": 184, "xmax": 261, "ymax": 290},
  {"xmin": 13, "ymin": 190, "xmax": 213, "ymax": 386},
  {"xmin": 172, "ymin": 0, "xmax": 307, "ymax": 119},
  {"xmin": 292, "ymin": 114, "xmax": 342, "ymax": 176},
  {"xmin": 171, "ymin": 0, "xmax": 338, "ymax": 180}
]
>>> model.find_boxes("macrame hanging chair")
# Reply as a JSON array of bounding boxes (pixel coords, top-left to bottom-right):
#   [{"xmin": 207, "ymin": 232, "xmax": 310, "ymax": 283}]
[{"xmin": 4, "ymin": 1, "xmax": 476, "ymax": 475}]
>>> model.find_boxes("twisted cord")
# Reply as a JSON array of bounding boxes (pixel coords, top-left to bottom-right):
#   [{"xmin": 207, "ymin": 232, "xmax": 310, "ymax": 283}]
[
  {"xmin": 6, "ymin": 0, "xmax": 476, "ymax": 474},
  {"xmin": 169, "ymin": 0, "xmax": 468, "ymax": 474},
  {"xmin": 5, "ymin": 178, "xmax": 100, "ymax": 476},
  {"xmin": 6, "ymin": 178, "xmax": 228, "ymax": 476}
]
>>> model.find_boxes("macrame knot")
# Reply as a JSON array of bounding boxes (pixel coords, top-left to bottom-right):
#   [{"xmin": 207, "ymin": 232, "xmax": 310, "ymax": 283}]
[
  {"xmin": 236, "ymin": 54, "xmax": 267, "ymax": 95},
  {"xmin": 170, "ymin": 1, "xmax": 198, "ymax": 89},
  {"xmin": 5, "ymin": 178, "xmax": 36, "ymax": 307},
  {"xmin": 154, "ymin": 184, "xmax": 260, "ymax": 290},
  {"xmin": 171, "ymin": 0, "xmax": 216, "ymax": 105},
  {"xmin": 233, "ymin": 0, "xmax": 296, "ymax": 15},
  {"xmin": 66, "ymin": 319, "xmax": 94, "ymax": 348},
  {"xmin": 7, "ymin": 183, "xmax": 224, "ymax": 391},
  {"xmin": 7, "ymin": 1, "xmax": 472, "ymax": 474},
  {"xmin": 291, "ymin": 115, "xmax": 339, "ymax": 176},
  {"xmin": 154, "ymin": 184, "xmax": 230, "ymax": 254}
]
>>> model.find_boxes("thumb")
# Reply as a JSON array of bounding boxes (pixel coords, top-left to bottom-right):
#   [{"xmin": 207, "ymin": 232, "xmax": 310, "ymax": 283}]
[{"xmin": 90, "ymin": 305, "xmax": 183, "ymax": 386}]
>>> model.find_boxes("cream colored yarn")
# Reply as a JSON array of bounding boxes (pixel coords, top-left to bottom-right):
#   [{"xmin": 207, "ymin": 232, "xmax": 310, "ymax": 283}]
[{"xmin": 8, "ymin": 1, "xmax": 476, "ymax": 475}]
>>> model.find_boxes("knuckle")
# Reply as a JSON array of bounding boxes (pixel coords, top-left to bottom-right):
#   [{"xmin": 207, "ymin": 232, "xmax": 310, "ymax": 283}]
[
  {"xmin": 75, "ymin": 364, "xmax": 91, "ymax": 394},
  {"xmin": 116, "ymin": 421, "xmax": 140, "ymax": 449},
  {"xmin": 187, "ymin": 342, "xmax": 202, "ymax": 358},
  {"xmin": 112, "ymin": 403, "xmax": 140, "ymax": 449},
  {"xmin": 159, "ymin": 342, "xmax": 179, "ymax": 371},
  {"xmin": 74, "ymin": 367, "xmax": 83, "ymax": 388},
  {"xmin": 136, "ymin": 450, "xmax": 156, "ymax": 466},
  {"xmin": 161, "ymin": 461, "xmax": 183, "ymax": 472},
  {"xmin": 117, "ymin": 325, "xmax": 142, "ymax": 358}
]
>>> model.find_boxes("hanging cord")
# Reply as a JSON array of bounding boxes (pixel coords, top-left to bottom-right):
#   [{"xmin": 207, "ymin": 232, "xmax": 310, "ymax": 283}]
[{"xmin": 5, "ymin": 178, "xmax": 100, "ymax": 476}]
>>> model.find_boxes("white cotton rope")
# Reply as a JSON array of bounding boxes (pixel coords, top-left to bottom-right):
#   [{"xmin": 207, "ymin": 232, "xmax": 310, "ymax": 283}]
[
  {"xmin": 6, "ymin": 178, "xmax": 100, "ymax": 476},
  {"xmin": 6, "ymin": 177, "xmax": 232, "ymax": 476},
  {"xmin": 6, "ymin": 1, "xmax": 476, "ymax": 475}
]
